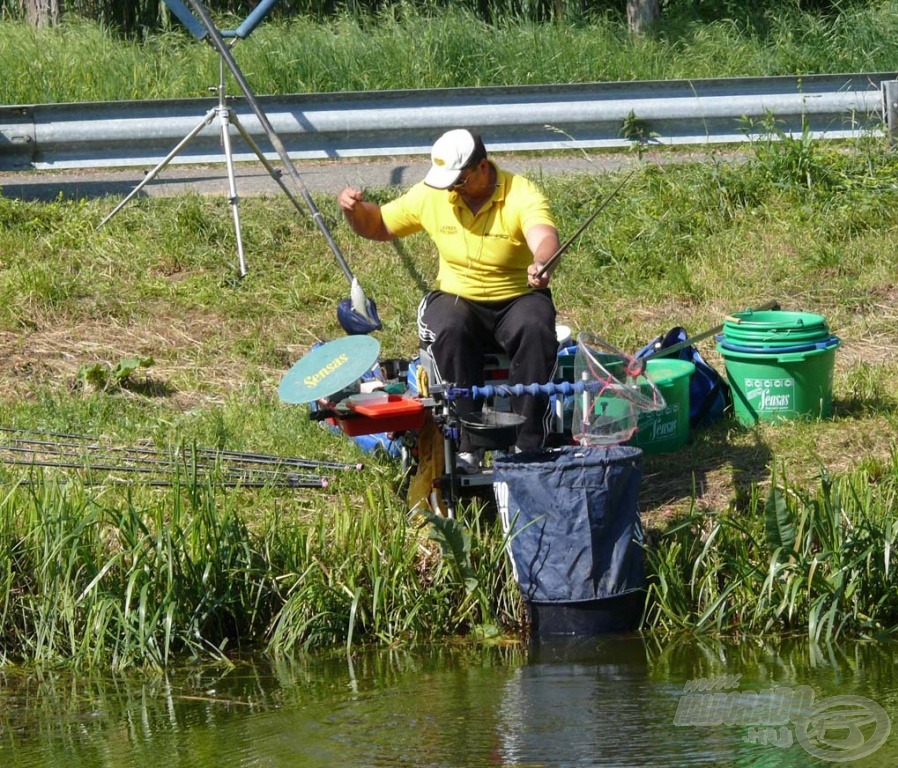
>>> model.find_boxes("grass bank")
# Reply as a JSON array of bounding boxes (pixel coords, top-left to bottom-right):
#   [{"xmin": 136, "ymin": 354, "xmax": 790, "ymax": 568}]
[
  {"xmin": 646, "ymin": 456, "xmax": 898, "ymax": 641},
  {"xmin": 2, "ymin": 3, "xmax": 898, "ymax": 104},
  {"xmin": 2, "ymin": 123, "xmax": 898, "ymax": 666}
]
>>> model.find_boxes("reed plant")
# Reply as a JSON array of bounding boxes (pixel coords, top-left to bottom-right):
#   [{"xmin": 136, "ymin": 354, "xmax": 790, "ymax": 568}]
[
  {"xmin": 1, "ymin": 472, "xmax": 275, "ymax": 668},
  {"xmin": 0, "ymin": 467, "xmax": 519, "ymax": 668},
  {"xmin": 644, "ymin": 452, "xmax": 898, "ymax": 641}
]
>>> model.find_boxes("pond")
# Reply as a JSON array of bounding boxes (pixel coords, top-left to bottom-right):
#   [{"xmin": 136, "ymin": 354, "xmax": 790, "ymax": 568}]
[{"xmin": 2, "ymin": 635, "xmax": 895, "ymax": 767}]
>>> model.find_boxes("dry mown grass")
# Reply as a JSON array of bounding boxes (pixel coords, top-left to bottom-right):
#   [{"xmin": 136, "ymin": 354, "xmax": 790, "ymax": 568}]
[{"xmin": 0, "ymin": 312, "xmax": 237, "ymax": 408}]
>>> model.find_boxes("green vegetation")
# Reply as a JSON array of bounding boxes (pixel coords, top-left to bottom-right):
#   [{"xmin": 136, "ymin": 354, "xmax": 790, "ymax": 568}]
[
  {"xmin": 0, "ymin": 0, "xmax": 880, "ymax": 39},
  {"xmin": 2, "ymin": 122, "xmax": 898, "ymax": 666},
  {"xmin": 0, "ymin": 473, "xmax": 516, "ymax": 668},
  {"xmin": 2, "ymin": 4, "xmax": 898, "ymax": 667},
  {"xmin": 645, "ymin": 458, "xmax": 898, "ymax": 641},
  {"xmin": 3, "ymin": 3, "xmax": 898, "ymax": 104}
]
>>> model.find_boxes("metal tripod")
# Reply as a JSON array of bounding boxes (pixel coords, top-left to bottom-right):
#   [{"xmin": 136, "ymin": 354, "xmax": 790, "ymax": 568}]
[{"xmin": 99, "ymin": 53, "xmax": 297, "ymax": 277}]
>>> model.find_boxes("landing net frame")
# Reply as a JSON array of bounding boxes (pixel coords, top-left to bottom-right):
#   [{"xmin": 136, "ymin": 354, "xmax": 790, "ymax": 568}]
[{"xmin": 572, "ymin": 332, "xmax": 666, "ymax": 446}]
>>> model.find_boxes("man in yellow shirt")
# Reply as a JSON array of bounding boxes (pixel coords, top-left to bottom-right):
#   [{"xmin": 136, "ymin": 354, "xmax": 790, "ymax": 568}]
[{"xmin": 338, "ymin": 129, "xmax": 561, "ymax": 465}]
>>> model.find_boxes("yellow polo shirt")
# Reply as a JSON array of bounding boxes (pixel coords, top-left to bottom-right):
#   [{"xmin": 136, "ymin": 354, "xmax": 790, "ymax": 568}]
[{"xmin": 380, "ymin": 164, "xmax": 555, "ymax": 301}]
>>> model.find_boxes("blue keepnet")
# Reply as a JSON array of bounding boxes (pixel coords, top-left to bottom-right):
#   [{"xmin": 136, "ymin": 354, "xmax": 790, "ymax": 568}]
[{"xmin": 493, "ymin": 445, "xmax": 645, "ymax": 604}]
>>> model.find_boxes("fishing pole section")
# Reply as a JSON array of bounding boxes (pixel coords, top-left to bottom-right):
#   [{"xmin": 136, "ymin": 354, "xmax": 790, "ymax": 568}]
[{"xmin": 0, "ymin": 426, "xmax": 362, "ymax": 490}]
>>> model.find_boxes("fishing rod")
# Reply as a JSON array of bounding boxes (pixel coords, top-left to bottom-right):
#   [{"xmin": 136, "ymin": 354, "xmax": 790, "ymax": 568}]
[
  {"xmin": 638, "ymin": 299, "xmax": 782, "ymax": 362},
  {"xmin": 0, "ymin": 442, "xmax": 189, "ymax": 470},
  {"xmin": 0, "ymin": 427, "xmax": 363, "ymax": 472},
  {"xmin": 535, "ymin": 168, "xmax": 637, "ymax": 280},
  {"xmin": 0, "ymin": 444, "xmax": 327, "ymax": 485},
  {"xmin": 4, "ymin": 436, "xmax": 361, "ymax": 473},
  {"xmin": 3, "ymin": 476, "xmax": 326, "ymax": 490},
  {"xmin": 0, "ymin": 455, "xmax": 329, "ymax": 489},
  {"xmin": 190, "ymin": 446, "xmax": 363, "ymax": 471}
]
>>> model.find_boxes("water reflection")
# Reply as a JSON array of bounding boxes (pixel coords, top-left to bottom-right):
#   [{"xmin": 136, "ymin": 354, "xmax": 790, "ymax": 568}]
[{"xmin": 1, "ymin": 636, "xmax": 896, "ymax": 767}]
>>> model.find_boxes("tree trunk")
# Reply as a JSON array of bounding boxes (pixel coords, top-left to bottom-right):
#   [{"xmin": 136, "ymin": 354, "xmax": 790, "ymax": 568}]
[
  {"xmin": 24, "ymin": 0, "xmax": 60, "ymax": 26},
  {"xmin": 627, "ymin": 0, "xmax": 659, "ymax": 35}
]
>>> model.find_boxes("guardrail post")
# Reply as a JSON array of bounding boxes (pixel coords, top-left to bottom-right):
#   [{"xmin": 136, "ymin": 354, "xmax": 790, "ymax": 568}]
[
  {"xmin": 0, "ymin": 107, "xmax": 36, "ymax": 170},
  {"xmin": 883, "ymin": 81, "xmax": 898, "ymax": 146}
]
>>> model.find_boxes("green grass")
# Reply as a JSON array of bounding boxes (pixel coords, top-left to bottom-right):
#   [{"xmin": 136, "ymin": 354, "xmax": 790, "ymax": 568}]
[
  {"xmin": 3, "ymin": 4, "xmax": 898, "ymax": 104},
  {"xmin": 0, "ymin": 128, "xmax": 897, "ymax": 666},
  {"xmin": 0, "ymin": 471, "xmax": 519, "ymax": 669}
]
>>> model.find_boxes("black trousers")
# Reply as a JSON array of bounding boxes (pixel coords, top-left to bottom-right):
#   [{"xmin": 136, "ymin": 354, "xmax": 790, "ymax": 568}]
[{"xmin": 418, "ymin": 289, "xmax": 558, "ymax": 452}]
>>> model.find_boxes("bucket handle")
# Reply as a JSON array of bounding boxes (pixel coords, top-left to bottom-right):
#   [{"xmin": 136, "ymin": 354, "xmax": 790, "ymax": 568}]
[
  {"xmin": 774, "ymin": 337, "xmax": 840, "ymax": 363},
  {"xmin": 717, "ymin": 335, "xmax": 840, "ymax": 356},
  {"xmin": 723, "ymin": 308, "xmax": 777, "ymax": 324}
]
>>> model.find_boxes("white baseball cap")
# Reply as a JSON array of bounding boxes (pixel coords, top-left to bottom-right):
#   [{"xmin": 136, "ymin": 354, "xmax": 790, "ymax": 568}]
[{"xmin": 423, "ymin": 129, "xmax": 477, "ymax": 189}]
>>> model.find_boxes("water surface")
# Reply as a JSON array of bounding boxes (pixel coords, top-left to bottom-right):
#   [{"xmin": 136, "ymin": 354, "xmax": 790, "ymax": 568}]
[{"xmin": 2, "ymin": 635, "xmax": 895, "ymax": 767}]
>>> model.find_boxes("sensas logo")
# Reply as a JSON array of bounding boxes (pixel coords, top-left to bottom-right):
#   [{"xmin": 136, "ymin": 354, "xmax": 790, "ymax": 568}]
[
  {"xmin": 649, "ymin": 403, "xmax": 679, "ymax": 441},
  {"xmin": 303, "ymin": 353, "xmax": 350, "ymax": 389},
  {"xmin": 744, "ymin": 377, "xmax": 794, "ymax": 410},
  {"xmin": 760, "ymin": 390, "xmax": 791, "ymax": 409}
]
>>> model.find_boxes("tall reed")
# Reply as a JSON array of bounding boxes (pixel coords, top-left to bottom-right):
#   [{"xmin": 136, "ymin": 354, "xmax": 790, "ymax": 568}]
[
  {"xmin": 1, "ymin": 471, "xmax": 274, "ymax": 668},
  {"xmin": 0, "ymin": 470, "xmax": 521, "ymax": 668},
  {"xmin": 266, "ymin": 493, "xmax": 520, "ymax": 654},
  {"xmin": 4, "ymin": 5, "xmax": 898, "ymax": 105},
  {"xmin": 643, "ymin": 451, "xmax": 898, "ymax": 641}
]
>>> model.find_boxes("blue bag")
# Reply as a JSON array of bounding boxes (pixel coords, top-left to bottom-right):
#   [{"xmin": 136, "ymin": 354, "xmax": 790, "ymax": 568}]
[{"xmin": 636, "ymin": 327, "xmax": 730, "ymax": 428}]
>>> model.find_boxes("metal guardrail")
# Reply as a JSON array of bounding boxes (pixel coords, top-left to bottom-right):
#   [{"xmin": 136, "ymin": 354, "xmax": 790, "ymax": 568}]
[{"xmin": 1, "ymin": 72, "xmax": 895, "ymax": 171}]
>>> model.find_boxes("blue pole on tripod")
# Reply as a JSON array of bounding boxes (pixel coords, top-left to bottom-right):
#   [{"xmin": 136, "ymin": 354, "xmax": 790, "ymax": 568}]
[
  {"xmin": 226, "ymin": 0, "xmax": 278, "ymax": 39},
  {"xmin": 162, "ymin": 0, "xmax": 382, "ymax": 333},
  {"xmin": 162, "ymin": 0, "xmax": 207, "ymax": 39}
]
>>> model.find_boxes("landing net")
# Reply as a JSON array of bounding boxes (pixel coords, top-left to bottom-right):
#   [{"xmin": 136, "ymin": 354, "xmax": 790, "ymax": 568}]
[{"xmin": 572, "ymin": 332, "xmax": 666, "ymax": 446}]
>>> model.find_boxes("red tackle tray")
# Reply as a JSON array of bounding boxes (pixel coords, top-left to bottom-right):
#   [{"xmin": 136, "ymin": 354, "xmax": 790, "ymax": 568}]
[{"xmin": 329, "ymin": 394, "xmax": 425, "ymax": 436}]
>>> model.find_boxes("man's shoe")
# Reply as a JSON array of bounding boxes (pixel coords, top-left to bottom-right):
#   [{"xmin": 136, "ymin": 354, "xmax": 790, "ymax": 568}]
[{"xmin": 456, "ymin": 450, "xmax": 484, "ymax": 474}]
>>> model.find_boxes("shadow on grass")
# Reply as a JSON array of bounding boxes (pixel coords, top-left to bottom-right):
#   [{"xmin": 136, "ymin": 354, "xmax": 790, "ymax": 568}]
[
  {"xmin": 831, "ymin": 394, "xmax": 898, "ymax": 420},
  {"xmin": 638, "ymin": 417, "xmax": 773, "ymax": 530},
  {"xmin": 390, "ymin": 240, "xmax": 429, "ymax": 295},
  {"xmin": 121, "ymin": 377, "xmax": 178, "ymax": 398}
]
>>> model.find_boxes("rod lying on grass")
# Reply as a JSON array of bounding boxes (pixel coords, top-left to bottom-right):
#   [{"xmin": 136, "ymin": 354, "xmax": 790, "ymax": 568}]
[{"xmin": 0, "ymin": 427, "xmax": 362, "ymax": 489}]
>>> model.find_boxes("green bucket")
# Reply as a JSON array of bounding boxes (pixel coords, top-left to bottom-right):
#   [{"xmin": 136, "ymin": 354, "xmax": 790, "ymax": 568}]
[
  {"xmin": 717, "ymin": 342, "xmax": 840, "ymax": 425},
  {"xmin": 725, "ymin": 309, "xmax": 828, "ymax": 330},
  {"xmin": 630, "ymin": 358, "xmax": 695, "ymax": 454},
  {"xmin": 724, "ymin": 310, "xmax": 830, "ymax": 346}
]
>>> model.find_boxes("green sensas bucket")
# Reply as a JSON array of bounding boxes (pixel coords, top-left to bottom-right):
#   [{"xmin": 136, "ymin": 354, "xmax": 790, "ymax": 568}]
[
  {"xmin": 717, "ymin": 341, "xmax": 840, "ymax": 425},
  {"xmin": 630, "ymin": 358, "xmax": 695, "ymax": 454}
]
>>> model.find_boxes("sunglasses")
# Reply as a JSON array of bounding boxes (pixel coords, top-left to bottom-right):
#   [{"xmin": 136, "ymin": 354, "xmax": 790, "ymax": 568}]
[{"xmin": 450, "ymin": 161, "xmax": 480, "ymax": 190}]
